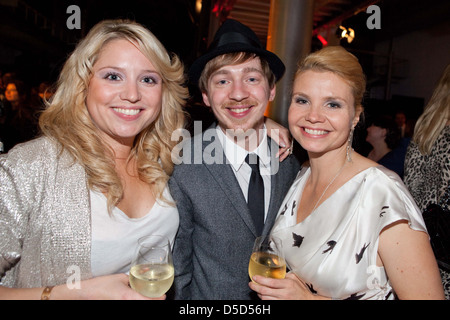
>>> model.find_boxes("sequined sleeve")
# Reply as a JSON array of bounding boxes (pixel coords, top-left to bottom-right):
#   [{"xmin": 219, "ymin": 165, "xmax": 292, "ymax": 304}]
[{"xmin": 0, "ymin": 152, "xmax": 29, "ymax": 282}]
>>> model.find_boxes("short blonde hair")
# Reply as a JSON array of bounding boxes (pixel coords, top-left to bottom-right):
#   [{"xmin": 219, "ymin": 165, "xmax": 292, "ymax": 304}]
[
  {"xmin": 39, "ymin": 19, "xmax": 188, "ymax": 211},
  {"xmin": 294, "ymin": 46, "xmax": 366, "ymax": 111}
]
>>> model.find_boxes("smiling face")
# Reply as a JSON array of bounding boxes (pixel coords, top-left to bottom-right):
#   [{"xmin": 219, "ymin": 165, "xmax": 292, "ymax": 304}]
[
  {"xmin": 202, "ymin": 57, "xmax": 275, "ymax": 135},
  {"xmin": 288, "ymin": 70, "xmax": 361, "ymax": 158},
  {"xmin": 86, "ymin": 38, "xmax": 163, "ymax": 148}
]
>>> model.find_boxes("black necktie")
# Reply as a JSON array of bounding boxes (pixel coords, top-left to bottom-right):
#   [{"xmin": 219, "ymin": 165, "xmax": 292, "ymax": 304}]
[{"xmin": 245, "ymin": 153, "xmax": 264, "ymax": 236}]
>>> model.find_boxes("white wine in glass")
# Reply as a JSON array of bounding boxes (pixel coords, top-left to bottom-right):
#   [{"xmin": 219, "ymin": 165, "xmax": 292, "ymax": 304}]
[
  {"xmin": 129, "ymin": 235, "xmax": 174, "ymax": 298},
  {"xmin": 249, "ymin": 235, "xmax": 286, "ymax": 282}
]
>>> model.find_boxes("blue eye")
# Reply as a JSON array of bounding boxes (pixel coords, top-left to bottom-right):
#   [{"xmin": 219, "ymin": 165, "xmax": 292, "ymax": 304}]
[
  {"xmin": 327, "ymin": 102, "xmax": 341, "ymax": 108},
  {"xmin": 104, "ymin": 72, "xmax": 121, "ymax": 81},
  {"xmin": 294, "ymin": 97, "xmax": 308, "ymax": 104},
  {"xmin": 142, "ymin": 76, "xmax": 156, "ymax": 84}
]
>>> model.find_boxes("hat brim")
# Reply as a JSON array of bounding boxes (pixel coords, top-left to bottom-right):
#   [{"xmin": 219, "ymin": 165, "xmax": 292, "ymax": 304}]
[{"xmin": 188, "ymin": 43, "xmax": 286, "ymax": 86}]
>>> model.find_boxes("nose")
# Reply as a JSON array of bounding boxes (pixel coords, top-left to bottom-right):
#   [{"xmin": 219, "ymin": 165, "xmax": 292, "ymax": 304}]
[
  {"xmin": 228, "ymin": 81, "xmax": 249, "ymax": 101},
  {"xmin": 305, "ymin": 106, "xmax": 324, "ymax": 123},
  {"xmin": 120, "ymin": 81, "xmax": 141, "ymax": 103}
]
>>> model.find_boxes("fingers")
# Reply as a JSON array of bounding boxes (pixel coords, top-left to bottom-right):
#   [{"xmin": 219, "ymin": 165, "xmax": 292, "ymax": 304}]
[
  {"xmin": 249, "ymin": 273, "xmax": 310, "ymax": 300},
  {"xmin": 249, "ymin": 276, "xmax": 288, "ymax": 300},
  {"xmin": 277, "ymin": 141, "xmax": 293, "ymax": 162},
  {"xmin": 251, "ymin": 275, "xmax": 285, "ymax": 288}
]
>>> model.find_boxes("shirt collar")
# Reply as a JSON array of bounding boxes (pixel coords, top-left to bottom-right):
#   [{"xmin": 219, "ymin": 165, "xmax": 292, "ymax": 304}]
[{"xmin": 216, "ymin": 125, "xmax": 270, "ymax": 171}]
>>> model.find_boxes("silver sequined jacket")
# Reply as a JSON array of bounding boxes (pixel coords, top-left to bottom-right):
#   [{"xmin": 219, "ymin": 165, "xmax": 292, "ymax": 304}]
[{"xmin": 0, "ymin": 137, "xmax": 92, "ymax": 288}]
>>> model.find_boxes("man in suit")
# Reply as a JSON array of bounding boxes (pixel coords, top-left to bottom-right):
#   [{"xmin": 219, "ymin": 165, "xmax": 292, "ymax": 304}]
[{"xmin": 170, "ymin": 19, "xmax": 301, "ymax": 300}]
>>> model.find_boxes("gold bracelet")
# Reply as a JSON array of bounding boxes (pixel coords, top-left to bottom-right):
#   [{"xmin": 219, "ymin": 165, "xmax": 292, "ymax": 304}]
[{"xmin": 41, "ymin": 286, "xmax": 54, "ymax": 300}]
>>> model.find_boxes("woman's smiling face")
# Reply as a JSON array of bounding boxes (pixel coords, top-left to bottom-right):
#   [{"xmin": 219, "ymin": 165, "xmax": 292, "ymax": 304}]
[
  {"xmin": 86, "ymin": 38, "xmax": 163, "ymax": 147},
  {"xmin": 288, "ymin": 70, "xmax": 359, "ymax": 157}
]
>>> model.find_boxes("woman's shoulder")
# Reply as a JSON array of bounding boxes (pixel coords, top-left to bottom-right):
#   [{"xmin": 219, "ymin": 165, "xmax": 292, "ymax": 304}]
[
  {"xmin": 4, "ymin": 136, "xmax": 56, "ymax": 156},
  {"xmin": 1, "ymin": 136, "xmax": 61, "ymax": 170},
  {"xmin": 351, "ymin": 159, "xmax": 426, "ymax": 232},
  {"xmin": 349, "ymin": 154, "xmax": 404, "ymax": 189}
]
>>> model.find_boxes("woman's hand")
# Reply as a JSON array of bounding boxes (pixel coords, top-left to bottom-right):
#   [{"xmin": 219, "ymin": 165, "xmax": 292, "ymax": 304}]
[
  {"xmin": 264, "ymin": 117, "xmax": 293, "ymax": 162},
  {"xmin": 249, "ymin": 273, "xmax": 326, "ymax": 300},
  {"xmin": 53, "ymin": 273, "xmax": 166, "ymax": 300},
  {"xmin": 0, "ymin": 273, "xmax": 166, "ymax": 300}
]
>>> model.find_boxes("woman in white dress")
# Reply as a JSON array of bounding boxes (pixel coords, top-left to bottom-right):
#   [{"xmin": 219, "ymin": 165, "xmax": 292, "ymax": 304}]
[{"xmin": 249, "ymin": 46, "xmax": 444, "ymax": 300}]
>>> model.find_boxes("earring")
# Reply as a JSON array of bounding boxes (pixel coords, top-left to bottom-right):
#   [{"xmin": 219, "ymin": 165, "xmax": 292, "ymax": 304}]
[{"xmin": 346, "ymin": 127, "xmax": 354, "ymax": 162}]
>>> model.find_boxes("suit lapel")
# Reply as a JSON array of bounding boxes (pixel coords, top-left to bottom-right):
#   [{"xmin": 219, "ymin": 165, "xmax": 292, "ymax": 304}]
[
  {"xmin": 262, "ymin": 137, "xmax": 288, "ymax": 235},
  {"xmin": 263, "ymin": 171, "xmax": 282, "ymax": 235},
  {"xmin": 202, "ymin": 127, "xmax": 258, "ymax": 236}
]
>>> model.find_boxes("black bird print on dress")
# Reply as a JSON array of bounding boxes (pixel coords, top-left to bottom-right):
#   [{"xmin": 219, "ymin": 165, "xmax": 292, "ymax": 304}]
[
  {"xmin": 384, "ymin": 290, "xmax": 393, "ymax": 300},
  {"xmin": 291, "ymin": 200, "xmax": 297, "ymax": 216},
  {"xmin": 292, "ymin": 232, "xmax": 304, "ymax": 248},
  {"xmin": 355, "ymin": 242, "xmax": 370, "ymax": 264},
  {"xmin": 344, "ymin": 292, "xmax": 366, "ymax": 300},
  {"xmin": 322, "ymin": 240, "xmax": 337, "ymax": 254},
  {"xmin": 379, "ymin": 205, "xmax": 389, "ymax": 217},
  {"xmin": 306, "ymin": 282, "xmax": 317, "ymax": 294},
  {"xmin": 280, "ymin": 203, "xmax": 288, "ymax": 215}
]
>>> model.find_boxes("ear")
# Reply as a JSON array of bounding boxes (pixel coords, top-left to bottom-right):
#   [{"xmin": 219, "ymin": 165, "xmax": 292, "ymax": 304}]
[
  {"xmin": 268, "ymin": 85, "xmax": 276, "ymax": 102},
  {"xmin": 202, "ymin": 92, "xmax": 211, "ymax": 107},
  {"xmin": 352, "ymin": 105, "xmax": 363, "ymax": 128}
]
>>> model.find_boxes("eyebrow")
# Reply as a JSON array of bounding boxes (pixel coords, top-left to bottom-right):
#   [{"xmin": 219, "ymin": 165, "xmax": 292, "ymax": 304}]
[
  {"xmin": 293, "ymin": 92, "xmax": 348, "ymax": 103},
  {"xmin": 97, "ymin": 66, "xmax": 160, "ymax": 75},
  {"xmin": 211, "ymin": 66, "xmax": 264, "ymax": 77}
]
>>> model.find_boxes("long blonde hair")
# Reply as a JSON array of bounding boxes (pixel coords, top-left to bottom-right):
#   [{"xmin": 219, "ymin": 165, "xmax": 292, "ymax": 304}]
[
  {"xmin": 412, "ymin": 63, "xmax": 450, "ymax": 155},
  {"xmin": 39, "ymin": 19, "xmax": 188, "ymax": 211}
]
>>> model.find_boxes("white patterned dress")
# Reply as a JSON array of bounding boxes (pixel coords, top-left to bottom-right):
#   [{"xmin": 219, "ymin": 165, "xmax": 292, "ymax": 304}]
[{"xmin": 271, "ymin": 166, "xmax": 427, "ymax": 300}]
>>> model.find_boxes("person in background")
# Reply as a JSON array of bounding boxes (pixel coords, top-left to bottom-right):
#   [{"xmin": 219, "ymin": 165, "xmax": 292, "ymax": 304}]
[
  {"xmin": 366, "ymin": 115, "xmax": 406, "ymax": 178},
  {"xmin": 0, "ymin": 19, "xmax": 187, "ymax": 300},
  {"xmin": 249, "ymin": 46, "xmax": 444, "ymax": 300},
  {"xmin": 1, "ymin": 79, "xmax": 39, "ymax": 151},
  {"xmin": 30, "ymin": 81, "xmax": 55, "ymax": 111},
  {"xmin": 404, "ymin": 63, "xmax": 450, "ymax": 299},
  {"xmin": 170, "ymin": 19, "xmax": 300, "ymax": 300},
  {"xmin": 394, "ymin": 109, "xmax": 414, "ymax": 138}
]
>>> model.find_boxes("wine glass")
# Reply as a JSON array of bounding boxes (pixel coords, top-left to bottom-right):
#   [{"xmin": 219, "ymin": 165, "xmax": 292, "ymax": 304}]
[
  {"xmin": 248, "ymin": 235, "xmax": 286, "ymax": 282},
  {"xmin": 129, "ymin": 235, "xmax": 174, "ymax": 298}
]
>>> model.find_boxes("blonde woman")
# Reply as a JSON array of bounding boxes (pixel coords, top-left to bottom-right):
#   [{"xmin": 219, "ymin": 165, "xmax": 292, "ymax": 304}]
[
  {"xmin": 404, "ymin": 63, "xmax": 450, "ymax": 299},
  {"xmin": 249, "ymin": 46, "xmax": 444, "ymax": 300},
  {"xmin": 0, "ymin": 19, "xmax": 187, "ymax": 299}
]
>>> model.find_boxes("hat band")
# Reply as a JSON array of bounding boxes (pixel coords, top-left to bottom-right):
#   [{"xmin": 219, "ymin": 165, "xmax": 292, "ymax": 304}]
[{"xmin": 213, "ymin": 32, "xmax": 262, "ymax": 50}]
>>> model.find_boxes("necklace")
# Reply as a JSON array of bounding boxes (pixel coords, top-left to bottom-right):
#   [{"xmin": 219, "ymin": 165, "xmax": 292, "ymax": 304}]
[{"xmin": 311, "ymin": 162, "xmax": 347, "ymax": 213}]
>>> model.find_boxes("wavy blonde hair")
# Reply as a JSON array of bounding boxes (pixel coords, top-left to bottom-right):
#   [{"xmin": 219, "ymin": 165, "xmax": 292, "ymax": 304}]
[
  {"xmin": 39, "ymin": 19, "xmax": 188, "ymax": 211},
  {"xmin": 412, "ymin": 63, "xmax": 450, "ymax": 155}
]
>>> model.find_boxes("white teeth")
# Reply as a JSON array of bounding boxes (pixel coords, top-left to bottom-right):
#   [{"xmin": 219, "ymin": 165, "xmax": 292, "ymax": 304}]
[
  {"xmin": 304, "ymin": 128, "xmax": 328, "ymax": 135},
  {"xmin": 113, "ymin": 108, "xmax": 140, "ymax": 116},
  {"xmin": 231, "ymin": 107, "xmax": 250, "ymax": 114}
]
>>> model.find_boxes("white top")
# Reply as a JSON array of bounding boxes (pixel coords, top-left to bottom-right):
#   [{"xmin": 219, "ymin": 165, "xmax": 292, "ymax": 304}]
[
  {"xmin": 90, "ymin": 187, "xmax": 179, "ymax": 277},
  {"xmin": 271, "ymin": 166, "xmax": 427, "ymax": 300},
  {"xmin": 215, "ymin": 125, "xmax": 272, "ymax": 219}
]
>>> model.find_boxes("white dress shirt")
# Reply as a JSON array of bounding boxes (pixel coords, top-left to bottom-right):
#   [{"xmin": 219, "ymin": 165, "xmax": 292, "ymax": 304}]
[{"xmin": 215, "ymin": 125, "xmax": 272, "ymax": 220}]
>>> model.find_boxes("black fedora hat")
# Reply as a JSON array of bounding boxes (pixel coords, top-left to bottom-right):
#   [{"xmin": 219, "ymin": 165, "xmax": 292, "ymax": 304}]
[{"xmin": 189, "ymin": 19, "xmax": 285, "ymax": 85}]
